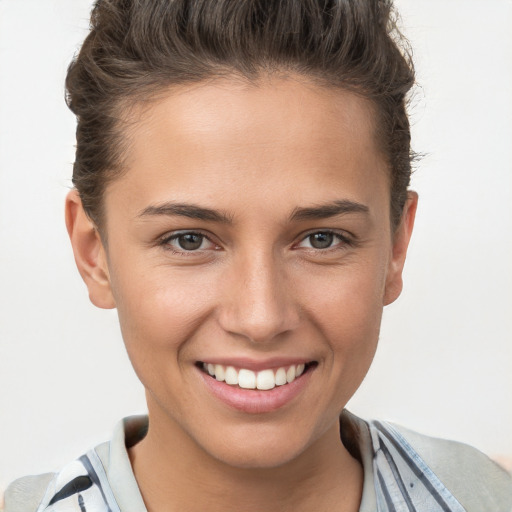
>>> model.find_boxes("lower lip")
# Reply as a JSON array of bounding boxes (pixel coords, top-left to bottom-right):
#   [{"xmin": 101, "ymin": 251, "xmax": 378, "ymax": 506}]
[{"xmin": 198, "ymin": 368, "xmax": 314, "ymax": 414}]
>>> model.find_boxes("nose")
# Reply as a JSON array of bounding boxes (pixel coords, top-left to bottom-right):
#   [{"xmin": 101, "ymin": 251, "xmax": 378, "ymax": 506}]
[{"xmin": 217, "ymin": 250, "xmax": 300, "ymax": 344}]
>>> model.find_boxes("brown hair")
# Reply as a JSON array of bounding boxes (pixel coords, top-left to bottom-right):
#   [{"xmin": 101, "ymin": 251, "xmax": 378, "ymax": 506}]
[{"xmin": 66, "ymin": 0, "xmax": 415, "ymax": 229}]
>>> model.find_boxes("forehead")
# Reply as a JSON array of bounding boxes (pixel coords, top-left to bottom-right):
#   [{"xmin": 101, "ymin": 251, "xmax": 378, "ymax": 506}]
[
  {"xmin": 107, "ymin": 76, "xmax": 389, "ymax": 222},
  {"xmin": 125, "ymin": 76, "xmax": 379, "ymax": 160}
]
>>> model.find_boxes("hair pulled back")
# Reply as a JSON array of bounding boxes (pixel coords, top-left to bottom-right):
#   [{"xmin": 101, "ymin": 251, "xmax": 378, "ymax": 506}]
[{"xmin": 66, "ymin": 0, "xmax": 415, "ymax": 229}]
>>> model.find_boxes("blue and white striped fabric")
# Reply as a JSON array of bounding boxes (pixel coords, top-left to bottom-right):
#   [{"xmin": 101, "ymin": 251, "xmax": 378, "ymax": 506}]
[
  {"xmin": 369, "ymin": 421, "xmax": 466, "ymax": 512},
  {"xmin": 35, "ymin": 450, "xmax": 120, "ymax": 512},
  {"xmin": 36, "ymin": 421, "xmax": 467, "ymax": 512}
]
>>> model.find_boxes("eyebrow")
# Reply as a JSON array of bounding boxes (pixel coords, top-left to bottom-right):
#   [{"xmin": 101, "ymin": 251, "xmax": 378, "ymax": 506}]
[
  {"xmin": 289, "ymin": 200, "xmax": 370, "ymax": 221},
  {"xmin": 137, "ymin": 202, "xmax": 233, "ymax": 223},
  {"xmin": 137, "ymin": 199, "xmax": 369, "ymax": 224}
]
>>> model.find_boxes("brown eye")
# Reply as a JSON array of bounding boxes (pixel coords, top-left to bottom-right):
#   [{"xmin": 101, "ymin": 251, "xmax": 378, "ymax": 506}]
[
  {"xmin": 295, "ymin": 230, "xmax": 353, "ymax": 252},
  {"xmin": 160, "ymin": 231, "xmax": 220, "ymax": 255},
  {"xmin": 308, "ymin": 232, "xmax": 334, "ymax": 249},
  {"xmin": 177, "ymin": 233, "xmax": 204, "ymax": 250}
]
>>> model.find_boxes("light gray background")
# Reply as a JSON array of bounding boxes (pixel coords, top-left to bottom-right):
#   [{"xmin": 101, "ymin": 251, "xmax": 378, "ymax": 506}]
[{"xmin": 1, "ymin": 0, "xmax": 511, "ymax": 492}]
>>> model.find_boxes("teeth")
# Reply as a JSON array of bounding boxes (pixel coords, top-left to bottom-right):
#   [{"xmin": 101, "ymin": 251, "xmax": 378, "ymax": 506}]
[
  {"xmin": 256, "ymin": 369, "xmax": 275, "ymax": 390},
  {"xmin": 286, "ymin": 365, "xmax": 296, "ymax": 383},
  {"xmin": 238, "ymin": 369, "xmax": 256, "ymax": 389},
  {"xmin": 214, "ymin": 364, "xmax": 225, "ymax": 382},
  {"xmin": 224, "ymin": 366, "xmax": 238, "ymax": 385},
  {"xmin": 275, "ymin": 367, "xmax": 287, "ymax": 386},
  {"xmin": 202, "ymin": 363, "xmax": 310, "ymax": 390}
]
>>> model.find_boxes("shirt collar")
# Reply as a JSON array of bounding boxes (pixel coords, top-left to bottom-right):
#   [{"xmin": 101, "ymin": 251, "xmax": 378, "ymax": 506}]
[{"xmin": 101, "ymin": 411, "xmax": 377, "ymax": 512}]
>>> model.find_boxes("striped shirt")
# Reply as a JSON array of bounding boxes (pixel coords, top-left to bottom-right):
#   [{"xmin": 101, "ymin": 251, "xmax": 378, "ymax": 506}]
[{"xmin": 5, "ymin": 411, "xmax": 512, "ymax": 512}]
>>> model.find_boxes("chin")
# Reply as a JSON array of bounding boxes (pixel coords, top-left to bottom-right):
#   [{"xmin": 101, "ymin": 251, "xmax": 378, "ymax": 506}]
[
  {"xmin": 194, "ymin": 418, "xmax": 325, "ymax": 470},
  {"xmin": 210, "ymin": 440, "xmax": 307, "ymax": 470}
]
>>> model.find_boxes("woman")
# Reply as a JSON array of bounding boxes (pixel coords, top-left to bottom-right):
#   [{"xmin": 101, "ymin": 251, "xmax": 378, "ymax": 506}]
[{"xmin": 4, "ymin": 1, "xmax": 512, "ymax": 511}]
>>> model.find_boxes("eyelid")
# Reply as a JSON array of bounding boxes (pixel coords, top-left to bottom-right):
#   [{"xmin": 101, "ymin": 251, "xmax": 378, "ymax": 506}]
[
  {"xmin": 156, "ymin": 228, "xmax": 355, "ymax": 253},
  {"xmin": 293, "ymin": 229, "xmax": 354, "ymax": 249},
  {"xmin": 159, "ymin": 230, "xmax": 221, "ymax": 252}
]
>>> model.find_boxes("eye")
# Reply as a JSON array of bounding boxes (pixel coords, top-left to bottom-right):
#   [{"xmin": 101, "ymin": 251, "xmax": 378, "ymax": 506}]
[
  {"xmin": 296, "ymin": 231, "xmax": 351, "ymax": 250},
  {"xmin": 161, "ymin": 231, "xmax": 219, "ymax": 252},
  {"xmin": 307, "ymin": 232, "xmax": 334, "ymax": 249},
  {"xmin": 175, "ymin": 233, "xmax": 205, "ymax": 251}
]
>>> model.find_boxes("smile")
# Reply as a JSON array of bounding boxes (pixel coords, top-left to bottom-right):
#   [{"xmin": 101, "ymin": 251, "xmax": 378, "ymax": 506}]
[
  {"xmin": 197, "ymin": 360, "xmax": 318, "ymax": 413},
  {"xmin": 199, "ymin": 362, "xmax": 316, "ymax": 390}
]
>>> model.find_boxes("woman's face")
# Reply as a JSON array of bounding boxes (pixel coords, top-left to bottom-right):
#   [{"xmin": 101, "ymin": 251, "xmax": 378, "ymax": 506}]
[{"xmin": 69, "ymin": 77, "xmax": 416, "ymax": 468}]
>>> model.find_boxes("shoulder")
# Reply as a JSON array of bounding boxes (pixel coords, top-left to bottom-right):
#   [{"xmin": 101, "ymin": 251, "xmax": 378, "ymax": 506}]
[
  {"xmin": 382, "ymin": 421, "xmax": 512, "ymax": 512},
  {"xmin": 2, "ymin": 417, "xmax": 146, "ymax": 512},
  {"xmin": 4, "ymin": 473, "xmax": 55, "ymax": 512},
  {"xmin": 3, "ymin": 439, "xmax": 112, "ymax": 512}
]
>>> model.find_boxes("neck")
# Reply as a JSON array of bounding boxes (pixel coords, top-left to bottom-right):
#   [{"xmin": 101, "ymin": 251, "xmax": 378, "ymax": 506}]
[{"xmin": 129, "ymin": 406, "xmax": 363, "ymax": 512}]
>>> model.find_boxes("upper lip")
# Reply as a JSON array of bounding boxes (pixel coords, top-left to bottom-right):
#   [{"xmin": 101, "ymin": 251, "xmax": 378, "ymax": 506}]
[{"xmin": 197, "ymin": 357, "xmax": 316, "ymax": 371}]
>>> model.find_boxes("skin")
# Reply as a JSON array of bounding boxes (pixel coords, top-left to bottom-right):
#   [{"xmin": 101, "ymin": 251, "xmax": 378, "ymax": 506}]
[{"xmin": 66, "ymin": 76, "xmax": 417, "ymax": 512}]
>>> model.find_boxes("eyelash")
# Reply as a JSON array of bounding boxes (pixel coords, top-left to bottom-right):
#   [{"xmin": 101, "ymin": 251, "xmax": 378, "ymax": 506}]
[
  {"xmin": 158, "ymin": 229, "xmax": 355, "ymax": 255},
  {"xmin": 294, "ymin": 230, "xmax": 355, "ymax": 252},
  {"xmin": 159, "ymin": 231, "xmax": 219, "ymax": 255}
]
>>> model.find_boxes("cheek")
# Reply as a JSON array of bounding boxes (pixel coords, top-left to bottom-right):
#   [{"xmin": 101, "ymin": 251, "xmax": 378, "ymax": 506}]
[
  {"xmin": 299, "ymin": 253, "xmax": 387, "ymax": 330},
  {"xmin": 110, "ymin": 260, "xmax": 217, "ymax": 372},
  {"xmin": 296, "ymin": 258, "xmax": 386, "ymax": 374}
]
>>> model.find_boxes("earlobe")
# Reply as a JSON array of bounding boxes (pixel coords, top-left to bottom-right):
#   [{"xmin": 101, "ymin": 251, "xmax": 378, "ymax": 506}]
[
  {"xmin": 65, "ymin": 190, "xmax": 116, "ymax": 309},
  {"xmin": 383, "ymin": 191, "xmax": 418, "ymax": 306}
]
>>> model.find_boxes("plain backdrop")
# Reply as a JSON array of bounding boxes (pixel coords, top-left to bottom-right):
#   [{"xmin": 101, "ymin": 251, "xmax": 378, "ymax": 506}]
[{"xmin": 1, "ymin": 0, "xmax": 511, "ymax": 492}]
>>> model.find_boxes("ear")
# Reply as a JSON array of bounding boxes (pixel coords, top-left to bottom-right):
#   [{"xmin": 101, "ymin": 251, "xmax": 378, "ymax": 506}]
[
  {"xmin": 383, "ymin": 191, "xmax": 418, "ymax": 306},
  {"xmin": 65, "ymin": 189, "xmax": 116, "ymax": 309}
]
